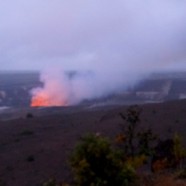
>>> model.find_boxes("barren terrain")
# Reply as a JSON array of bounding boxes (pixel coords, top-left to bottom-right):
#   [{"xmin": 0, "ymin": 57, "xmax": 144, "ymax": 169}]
[{"xmin": 0, "ymin": 100, "xmax": 186, "ymax": 185}]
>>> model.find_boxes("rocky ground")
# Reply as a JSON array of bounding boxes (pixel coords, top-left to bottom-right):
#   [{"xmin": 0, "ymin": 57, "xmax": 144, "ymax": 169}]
[{"xmin": 0, "ymin": 100, "xmax": 186, "ymax": 186}]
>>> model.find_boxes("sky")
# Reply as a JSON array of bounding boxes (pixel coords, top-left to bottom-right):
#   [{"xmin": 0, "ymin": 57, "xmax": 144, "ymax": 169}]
[
  {"xmin": 1, "ymin": 0, "xmax": 186, "ymax": 72},
  {"xmin": 1, "ymin": 0, "xmax": 186, "ymax": 104}
]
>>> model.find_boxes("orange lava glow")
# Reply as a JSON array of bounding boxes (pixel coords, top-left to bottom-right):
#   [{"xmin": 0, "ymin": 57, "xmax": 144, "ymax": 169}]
[{"xmin": 31, "ymin": 93, "xmax": 66, "ymax": 107}]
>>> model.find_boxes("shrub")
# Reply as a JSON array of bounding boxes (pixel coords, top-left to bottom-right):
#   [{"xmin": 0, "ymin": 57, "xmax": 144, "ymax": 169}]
[
  {"xmin": 70, "ymin": 134, "xmax": 137, "ymax": 186},
  {"xmin": 119, "ymin": 106, "xmax": 157, "ymax": 157},
  {"xmin": 137, "ymin": 129, "xmax": 157, "ymax": 156},
  {"xmin": 173, "ymin": 133, "xmax": 186, "ymax": 169},
  {"xmin": 151, "ymin": 139, "xmax": 175, "ymax": 172},
  {"xmin": 126, "ymin": 155, "xmax": 147, "ymax": 169},
  {"xmin": 119, "ymin": 105, "xmax": 142, "ymax": 157}
]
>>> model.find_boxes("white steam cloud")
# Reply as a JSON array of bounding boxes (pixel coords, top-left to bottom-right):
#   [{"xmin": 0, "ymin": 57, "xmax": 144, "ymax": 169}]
[{"xmin": 2, "ymin": 0, "xmax": 185, "ymax": 105}]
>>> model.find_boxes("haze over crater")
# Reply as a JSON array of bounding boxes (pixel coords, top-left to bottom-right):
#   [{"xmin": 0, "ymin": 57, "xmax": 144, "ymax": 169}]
[{"xmin": 1, "ymin": 0, "xmax": 186, "ymax": 105}]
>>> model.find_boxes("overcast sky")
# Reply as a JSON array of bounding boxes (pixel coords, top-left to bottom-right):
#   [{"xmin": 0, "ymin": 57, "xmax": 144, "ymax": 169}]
[{"xmin": 0, "ymin": 0, "xmax": 186, "ymax": 72}]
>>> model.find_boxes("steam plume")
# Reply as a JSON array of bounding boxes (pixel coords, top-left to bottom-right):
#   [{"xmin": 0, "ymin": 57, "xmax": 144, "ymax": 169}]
[{"xmin": 29, "ymin": 0, "xmax": 186, "ymax": 106}]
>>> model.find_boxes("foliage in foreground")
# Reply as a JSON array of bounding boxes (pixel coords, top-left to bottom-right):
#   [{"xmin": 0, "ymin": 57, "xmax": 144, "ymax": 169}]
[
  {"xmin": 43, "ymin": 105, "xmax": 186, "ymax": 186},
  {"xmin": 119, "ymin": 105, "xmax": 186, "ymax": 172},
  {"xmin": 119, "ymin": 105, "xmax": 157, "ymax": 157},
  {"xmin": 70, "ymin": 134, "xmax": 137, "ymax": 186}
]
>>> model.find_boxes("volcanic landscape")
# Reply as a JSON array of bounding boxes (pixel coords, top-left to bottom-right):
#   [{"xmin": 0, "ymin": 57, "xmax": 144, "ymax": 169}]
[{"xmin": 0, "ymin": 72, "xmax": 186, "ymax": 186}]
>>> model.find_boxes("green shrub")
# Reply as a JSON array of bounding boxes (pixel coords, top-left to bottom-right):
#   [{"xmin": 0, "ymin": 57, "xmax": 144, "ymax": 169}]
[
  {"xmin": 173, "ymin": 133, "xmax": 186, "ymax": 169},
  {"xmin": 70, "ymin": 134, "xmax": 137, "ymax": 186}
]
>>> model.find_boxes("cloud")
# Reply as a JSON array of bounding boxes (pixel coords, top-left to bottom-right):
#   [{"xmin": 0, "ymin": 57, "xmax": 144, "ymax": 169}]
[
  {"xmin": 1, "ymin": 0, "xmax": 186, "ymax": 104},
  {"xmin": 0, "ymin": 0, "xmax": 186, "ymax": 70}
]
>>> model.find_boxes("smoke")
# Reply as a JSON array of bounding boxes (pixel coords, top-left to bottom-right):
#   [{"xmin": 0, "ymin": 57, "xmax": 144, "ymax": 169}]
[
  {"xmin": 31, "ymin": 69, "xmax": 71, "ymax": 106},
  {"xmin": 24, "ymin": 0, "xmax": 186, "ymax": 106}
]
